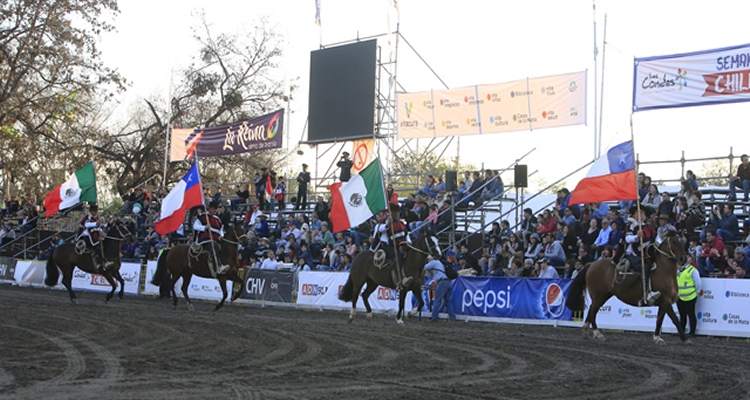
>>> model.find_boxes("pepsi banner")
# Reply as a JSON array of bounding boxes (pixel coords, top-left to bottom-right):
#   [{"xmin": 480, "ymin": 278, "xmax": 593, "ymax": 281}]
[
  {"xmin": 240, "ymin": 268, "xmax": 294, "ymax": 303},
  {"xmin": 170, "ymin": 109, "xmax": 284, "ymax": 161},
  {"xmin": 453, "ymin": 277, "xmax": 573, "ymax": 320},
  {"xmin": 633, "ymin": 43, "xmax": 750, "ymax": 111}
]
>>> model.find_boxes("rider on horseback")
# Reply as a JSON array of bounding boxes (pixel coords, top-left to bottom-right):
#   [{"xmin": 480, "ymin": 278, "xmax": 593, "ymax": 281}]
[
  {"xmin": 77, "ymin": 203, "xmax": 113, "ymax": 272},
  {"xmin": 612, "ymin": 207, "xmax": 660, "ymax": 306},
  {"xmin": 193, "ymin": 201, "xmax": 228, "ymax": 277},
  {"xmin": 372, "ymin": 204, "xmax": 413, "ymax": 290}
]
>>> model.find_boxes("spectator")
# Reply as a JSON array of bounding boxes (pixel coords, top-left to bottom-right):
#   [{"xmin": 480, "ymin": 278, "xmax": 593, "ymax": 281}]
[
  {"xmin": 678, "ymin": 180, "xmax": 695, "ymax": 205},
  {"xmin": 274, "ymin": 176, "xmax": 287, "ymax": 211},
  {"xmin": 519, "ymin": 208, "xmax": 538, "ymax": 241},
  {"xmin": 708, "ymin": 203, "xmax": 739, "ymax": 242},
  {"xmin": 480, "ymin": 169, "xmax": 504, "ymax": 201},
  {"xmin": 244, "ymin": 205, "xmax": 262, "ymax": 228},
  {"xmin": 340, "ymin": 253, "xmax": 353, "ymax": 272},
  {"xmin": 254, "ymin": 213, "xmax": 270, "ymax": 238},
  {"xmin": 729, "ymin": 153, "xmax": 750, "ymax": 202},
  {"xmin": 260, "ymin": 251, "xmax": 279, "ymax": 270},
  {"xmin": 295, "ymin": 256, "xmax": 311, "ymax": 272},
  {"xmin": 423, "ymin": 255, "xmax": 456, "ymax": 321},
  {"xmin": 467, "ymin": 171, "xmax": 484, "ymax": 205},
  {"xmin": 641, "ymin": 184, "xmax": 661, "ymax": 214},
  {"xmin": 417, "ymin": 175, "xmax": 438, "ymax": 199},
  {"xmin": 314, "ymin": 196, "xmax": 330, "ymax": 224},
  {"xmin": 254, "ymin": 170, "xmax": 266, "ymax": 206},
  {"xmin": 521, "ymin": 258, "xmax": 535, "ymax": 277},
  {"xmin": 590, "ymin": 202, "xmax": 610, "ymax": 221},
  {"xmin": 524, "ymin": 233, "xmax": 542, "ymax": 260},
  {"xmin": 535, "ymin": 258, "xmax": 560, "ymax": 279},
  {"xmin": 733, "ymin": 247, "xmax": 750, "ymax": 276},
  {"xmin": 598, "ymin": 245, "xmax": 614, "ymax": 261},
  {"xmin": 657, "ymin": 192, "xmax": 674, "ymax": 220},
  {"xmin": 295, "ymin": 163, "xmax": 311, "ymax": 210},
  {"xmin": 386, "ymin": 184, "xmax": 399, "ymax": 208},
  {"xmin": 581, "ymin": 218, "xmax": 600, "ymax": 249},
  {"xmin": 212, "ymin": 187, "xmax": 223, "ymax": 205},
  {"xmin": 505, "ymin": 258, "xmax": 523, "ymax": 278},
  {"xmin": 336, "ymin": 151, "xmax": 353, "ymax": 182},
  {"xmin": 591, "ymin": 218, "xmax": 611, "ymax": 257},
  {"xmin": 231, "ymin": 184, "xmax": 251, "ymax": 211},
  {"xmin": 537, "ymin": 210, "xmax": 557, "ymax": 235},
  {"xmin": 577, "ymin": 245, "xmax": 594, "ymax": 265},
  {"xmin": 683, "ymin": 191, "xmax": 706, "ymax": 237},
  {"xmin": 455, "ymin": 181, "xmax": 469, "ymax": 207},
  {"xmin": 697, "ymin": 229, "xmax": 725, "ymax": 276},
  {"xmin": 561, "ymin": 224, "xmax": 578, "ymax": 259},
  {"xmin": 543, "ymin": 233, "xmax": 566, "ymax": 268},
  {"xmin": 682, "ymin": 170, "xmax": 699, "ymax": 191},
  {"xmin": 479, "ymin": 236, "xmax": 500, "ymax": 275}
]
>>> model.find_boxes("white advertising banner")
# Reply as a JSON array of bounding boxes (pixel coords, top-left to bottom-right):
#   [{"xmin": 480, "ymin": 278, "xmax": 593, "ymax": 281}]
[
  {"xmin": 142, "ymin": 260, "xmax": 233, "ymax": 300},
  {"xmin": 587, "ymin": 278, "xmax": 750, "ymax": 338},
  {"xmin": 633, "ymin": 43, "xmax": 750, "ymax": 111},
  {"xmin": 397, "ymin": 71, "xmax": 587, "ymax": 138},
  {"xmin": 296, "ymin": 271, "xmax": 418, "ymax": 312},
  {"xmin": 68, "ymin": 262, "xmax": 142, "ymax": 295},
  {"xmin": 14, "ymin": 260, "xmax": 46, "ymax": 286}
]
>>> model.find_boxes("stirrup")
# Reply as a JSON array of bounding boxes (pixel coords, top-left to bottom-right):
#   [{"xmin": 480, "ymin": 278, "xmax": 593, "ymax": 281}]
[
  {"xmin": 647, "ymin": 291, "xmax": 661, "ymax": 305},
  {"xmin": 217, "ymin": 264, "xmax": 230, "ymax": 274},
  {"xmin": 401, "ymin": 276, "xmax": 414, "ymax": 287}
]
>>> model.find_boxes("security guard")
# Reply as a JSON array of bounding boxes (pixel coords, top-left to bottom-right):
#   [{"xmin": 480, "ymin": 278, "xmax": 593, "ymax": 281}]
[
  {"xmin": 193, "ymin": 201, "xmax": 228, "ymax": 277},
  {"xmin": 677, "ymin": 262, "xmax": 701, "ymax": 338}
]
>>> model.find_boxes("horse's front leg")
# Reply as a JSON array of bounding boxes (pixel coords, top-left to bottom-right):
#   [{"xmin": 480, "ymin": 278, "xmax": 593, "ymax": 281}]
[
  {"xmin": 102, "ymin": 271, "xmax": 117, "ymax": 303},
  {"xmin": 215, "ymin": 276, "xmax": 228, "ymax": 311},
  {"xmin": 396, "ymin": 289, "xmax": 407, "ymax": 325},
  {"xmin": 113, "ymin": 268, "xmax": 125, "ymax": 299},
  {"xmin": 660, "ymin": 299, "xmax": 690, "ymax": 344},
  {"xmin": 181, "ymin": 274, "xmax": 194, "ymax": 312}
]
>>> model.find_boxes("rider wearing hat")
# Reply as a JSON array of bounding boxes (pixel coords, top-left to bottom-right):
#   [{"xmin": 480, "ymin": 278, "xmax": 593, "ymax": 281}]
[
  {"xmin": 613, "ymin": 206, "xmax": 659, "ymax": 306},
  {"xmin": 372, "ymin": 204, "xmax": 413, "ymax": 289},
  {"xmin": 193, "ymin": 201, "xmax": 228, "ymax": 277},
  {"xmin": 337, "ymin": 151, "xmax": 353, "ymax": 182},
  {"xmin": 78, "ymin": 203, "xmax": 113, "ymax": 272}
]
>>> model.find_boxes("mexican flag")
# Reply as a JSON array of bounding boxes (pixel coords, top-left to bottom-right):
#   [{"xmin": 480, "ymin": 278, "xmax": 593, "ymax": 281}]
[
  {"xmin": 329, "ymin": 158, "xmax": 387, "ymax": 231},
  {"xmin": 44, "ymin": 162, "xmax": 97, "ymax": 217}
]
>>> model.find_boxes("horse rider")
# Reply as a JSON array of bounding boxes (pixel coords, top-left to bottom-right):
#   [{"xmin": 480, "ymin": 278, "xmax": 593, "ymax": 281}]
[
  {"xmin": 77, "ymin": 203, "xmax": 113, "ymax": 272},
  {"xmin": 612, "ymin": 207, "xmax": 660, "ymax": 306},
  {"xmin": 193, "ymin": 201, "xmax": 229, "ymax": 277},
  {"xmin": 372, "ymin": 204, "xmax": 413, "ymax": 290}
]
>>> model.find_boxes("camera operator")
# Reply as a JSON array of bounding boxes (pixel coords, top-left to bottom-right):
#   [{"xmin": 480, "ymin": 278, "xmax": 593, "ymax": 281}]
[{"xmin": 337, "ymin": 151, "xmax": 353, "ymax": 182}]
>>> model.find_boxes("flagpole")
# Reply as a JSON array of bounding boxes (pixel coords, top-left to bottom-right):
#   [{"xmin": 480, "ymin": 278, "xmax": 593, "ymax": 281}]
[
  {"xmin": 163, "ymin": 68, "xmax": 174, "ymax": 188},
  {"xmin": 630, "ymin": 114, "xmax": 647, "ymax": 304}
]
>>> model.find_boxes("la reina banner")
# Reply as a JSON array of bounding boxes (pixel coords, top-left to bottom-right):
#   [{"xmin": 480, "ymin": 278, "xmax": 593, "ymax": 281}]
[
  {"xmin": 171, "ymin": 109, "xmax": 284, "ymax": 161},
  {"xmin": 397, "ymin": 71, "xmax": 586, "ymax": 139},
  {"xmin": 633, "ymin": 43, "xmax": 750, "ymax": 111}
]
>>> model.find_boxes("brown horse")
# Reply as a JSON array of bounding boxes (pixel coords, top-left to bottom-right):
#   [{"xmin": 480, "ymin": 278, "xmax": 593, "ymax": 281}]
[
  {"xmin": 152, "ymin": 218, "xmax": 244, "ymax": 311},
  {"xmin": 338, "ymin": 229, "xmax": 441, "ymax": 324},
  {"xmin": 45, "ymin": 218, "xmax": 135, "ymax": 303},
  {"xmin": 565, "ymin": 231, "xmax": 691, "ymax": 344}
]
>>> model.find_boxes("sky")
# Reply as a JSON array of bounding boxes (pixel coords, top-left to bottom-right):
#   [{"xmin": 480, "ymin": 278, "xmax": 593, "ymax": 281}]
[{"xmin": 100, "ymin": 0, "xmax": 750, "ymax": 191}]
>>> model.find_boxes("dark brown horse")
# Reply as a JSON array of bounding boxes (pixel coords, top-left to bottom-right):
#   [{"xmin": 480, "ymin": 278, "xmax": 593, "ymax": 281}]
[
  {"xmin": 566, "ymin": 231, "xmax": 691, "ymax": 344},
  {"xmin": 338, "ymin": 229, "xmax": 441, "ymax": 324},
  {"xmin": 45, "ymin": 218, "xmax": 135, "ymax": 303},
  {"xmin": 152, "ymin": 218, "xmax": 244, "ymax": 311}
]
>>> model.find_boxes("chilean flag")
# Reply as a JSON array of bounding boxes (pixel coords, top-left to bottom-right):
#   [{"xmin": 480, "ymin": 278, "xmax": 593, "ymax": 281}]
[
  {"xmin": 155, "ymin": 163, "xmax": 203, "ymax": 235},
  {"xmin": 568, "ymin": 141, "xmax": 638, "ymax": 205}
]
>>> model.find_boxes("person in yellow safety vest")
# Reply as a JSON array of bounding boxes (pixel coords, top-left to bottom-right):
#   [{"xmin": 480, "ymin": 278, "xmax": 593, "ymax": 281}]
[{"xmin": 677, "ymin": 262, "xmax": 702, "ymax": 338}]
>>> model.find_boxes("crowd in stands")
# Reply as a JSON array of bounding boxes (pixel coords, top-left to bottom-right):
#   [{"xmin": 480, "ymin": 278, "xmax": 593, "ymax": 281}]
[{"xmin": 2, "ymin": 153, "xmax": 750, "ymax": 282}]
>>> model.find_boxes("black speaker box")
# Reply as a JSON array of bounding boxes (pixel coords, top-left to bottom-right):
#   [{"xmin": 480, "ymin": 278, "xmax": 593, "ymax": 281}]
[
  {"xmin": 514, "ymin": 165, "xmax": 528, "ymax": 188},
  {"xmin": 445, "ymin": 170, "xmax": 458, "ymax": 192}
]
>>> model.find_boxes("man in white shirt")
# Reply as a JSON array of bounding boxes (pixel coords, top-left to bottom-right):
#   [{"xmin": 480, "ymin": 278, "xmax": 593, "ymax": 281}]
[{"xmin": 260, "ymin": 251, "xmax": 279, "ymax": 270}]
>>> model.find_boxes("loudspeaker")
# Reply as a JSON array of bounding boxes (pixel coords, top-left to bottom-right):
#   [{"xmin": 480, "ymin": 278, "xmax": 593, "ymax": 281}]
[
  {"xmin": 445, "ymin": 170, "xmax": 458, "ymax": 192},
  {"xmin": 514, "ymin": 165, "xmax": 528, "ymax": 188}
]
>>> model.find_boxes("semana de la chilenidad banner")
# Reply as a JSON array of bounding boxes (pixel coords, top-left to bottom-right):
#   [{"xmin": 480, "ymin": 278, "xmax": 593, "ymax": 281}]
[
  {"xmin": 397, "ymin": 71, "xmax": 587, "ymax": 139},
  {"xmin": 170, "ymin": 109, "xmax": 284, "ymax": 161},
  {"xmin": 633, "ymin": 43, "xmax": 750, "ymax": 112}
]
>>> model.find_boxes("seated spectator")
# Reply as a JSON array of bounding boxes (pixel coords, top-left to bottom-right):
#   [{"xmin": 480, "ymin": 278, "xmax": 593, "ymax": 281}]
[
  {"xmin": 435, "ymin": 200, "xmax": 453, "ymax": 233},
  {"xmin": 657, "ymin": 192, "xmax": 674, "ymax": 219},
  {"xmin": 729, "ymin": 153, "xmax": 750, "ymax": 202},
  {"xmin": 253, "ymin": 213, "xmax": 270, "ymax": 238},
  {"xmin": 295, "ymin": 256, "xmax": 311, "ymax": 272},
  {"xmin": 733, "ymin": 247, "xmax": 750, "ymax": 276},
  {"xmin": 683, "ymin": 170, "xmax": 699, "ymax": 191},
  {"xmin": 478, "ymin": 236, "xmax": 500, "ymax": 275},
  {"xmin": 535, "ymin": 258, "xmax": 560, "ymax": 279},
  {"xmin": 410, "ymin": 203, "xmax": 438, "ymax": 239},
  {"xmin": 581, "ymin": 218, "xmax": 600, "ymax": 249},
  {"xmin": 455, "ymin": 181, "xmax": 469, "ymax": 206},
  {"xmin": 561, "ymin": 224, "xmax": 578, "ymax": 258},
  {"xmin": 434, "ymin": 175, "xmax": 446, "ymax": 195},
  {"xmin": 460, "ymin": 243, "xmax": 482, "ymax": 275},
  {"xmin": 231, "ymin": 184, "xmax": 251, "ymax": 210},
  {"xmin": 678, "ymin": 180, "xmax": 695, "ymax": 205},
  {"xmin": 505, "ymin": 258, "xmax": 523, "ymax": 278},
  {"xmin": 563, "ymin": 258, "xmax": 577, "ymax": 279},
  {"xmin": 537, "ymin": 210, "xmax": 557, "ymax": 235},
  {"xmin": 480, "ymin": 169, "xmax": 504, "ymax": 201},
  {"xmin": 598, "ymin": 245, "xmax": 613, "ymax": 261},
  {"xmin": 543, "ymin": 233, "xmax": 566, "ymax": 268},
  {"xmin": 589, "ymin": 202, "xmax": 610, "ymax": 221},
  {"xmin": 577, "ymin": 244, "xmax": 594, "ymax": 265},
  {"xmin": 467, "ymin": 171, "xmax": 484, "ymax": 205},
  {"xmin": 557, "ymin": 207, "xmax": 577, "ymax": 228},
  {"xmin": 697, "ymin": 229, "xmax": 725, "ymax": 276},
  {"xmin": 708, "ymin": 203, "xmax": 739, "ymax": 242},
  {"xmin": 521, "ymin": 258, "xmax": 535, "ymax": 277},
  {"xmin": 456, "ymin": 254, "xmax": 476, "ymax": 276},
  {"xmin": 640, "ymin": 184, "xmax": 662, "ymax": 214},
  {"xmin": 683, "ymin": 191, "xmax": 706, "ymax": 237},
  {"xmin": 416, "ymin": 175, "xmax": 438, "ymax": 199},
  {"xmin": 524, "ymin": 233, "xmax": 542, "ymax": 260},
  {"xmin": 340, "ymin": 253, "xmax": 353, "ymax": 272},
  {"xmin": 260, "ymin": 251, "xmax": 278, "ymax": 270},
  {"xmin": 519, "ymin": 208, "xmax": 538, "ymax": 241}
]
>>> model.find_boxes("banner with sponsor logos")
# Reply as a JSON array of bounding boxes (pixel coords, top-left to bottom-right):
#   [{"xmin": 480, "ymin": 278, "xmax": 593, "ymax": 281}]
[
  {"xmin": 170, "ymin": 109, "xmax": 284, "ymax": 161},
  {"xmin": 142, "ymin": 260, "xmax": 233, "ymax": 300},
  {"xmin": 240, "ymin": 268, "xmax": 295, "ymax": 303},
  {"xmin": 66, "ymin": 262, "xmax": 142, "ymax": 295},
  {"xmin": 452, "ymin": 277, "xmax": 573, "ymax": 320},
  {"xmin": 587, "ymin": 278, "xmax": 750, "ymax": 338},
  {"xmin": 633, "ymin": 43, "xmax": 750, "ymax": 111},
  {"xmin": 397, "ymin": 71, "xmax": 586, "ymax": 139},
  {"xmin": 296, "ymin": 271, "xmax": 420, "ymax": 311},
  {"xmin": 14, "ymin": 260, "xmax": 46, "ymax": 285},
  {"xmin": 0, "ymin": 256, "xmax": 17, "ymax": 281}
]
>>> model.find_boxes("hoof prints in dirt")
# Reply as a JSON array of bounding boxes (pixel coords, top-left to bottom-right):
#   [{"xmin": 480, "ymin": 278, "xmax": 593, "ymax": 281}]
[{"xmin": 0, "ymin": 285, "xmax": 747, "ymax": 400}]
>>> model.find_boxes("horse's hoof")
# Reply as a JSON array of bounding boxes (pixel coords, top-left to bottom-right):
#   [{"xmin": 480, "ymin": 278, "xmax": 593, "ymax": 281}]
[
  {"xmin": 366, "ymin": 312, "xmax": 373, "ymax": 321},
  {"xmin": 683, "ymin": 339, "xmax": 693, "ymax": 345},
  {"xmin": 71, "ymin": 299, "xmax": 79, "ymax": 305},
  {"xmin": 396, "ymin": 319, "xmax": 405, "ymax": 325}
]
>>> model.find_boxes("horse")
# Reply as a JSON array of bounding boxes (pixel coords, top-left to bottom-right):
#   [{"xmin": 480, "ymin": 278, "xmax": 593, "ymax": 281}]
[
  {"xmin": 565, "ymin": 230, "xmax": 691, "ymax": 345},
  {"xmin": 151, "ymin": 216, "xmax": 244, "ymax": 311},
  {"xmin": 45, "ymin": 218, "xmax": 135, "ymax": 303},
  {"xmin": 338, "ymin": 228, "xmax": 442, "ymax": 324}
]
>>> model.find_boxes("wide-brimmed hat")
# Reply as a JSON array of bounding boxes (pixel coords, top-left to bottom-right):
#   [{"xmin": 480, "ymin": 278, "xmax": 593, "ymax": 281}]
[
  {"xmin": 208, "ymin": 201, "xmax": 220, "ymax": 209},
  {"xmin": 658, "ymin": 214, "xmax": 670, "ymax": 221},
  {"xmin": 89, "ymin": 203, "xmax": 98, "ymax": 211},
  {"xmin": 530, "ymin": 233, "xmax": 540, "ymax": 241}
]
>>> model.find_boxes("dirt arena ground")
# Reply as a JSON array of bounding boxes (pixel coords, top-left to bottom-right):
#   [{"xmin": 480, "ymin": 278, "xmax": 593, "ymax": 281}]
[{"xmin": 0, "ymin": 284, "xmax": 748, "ymax": 400}]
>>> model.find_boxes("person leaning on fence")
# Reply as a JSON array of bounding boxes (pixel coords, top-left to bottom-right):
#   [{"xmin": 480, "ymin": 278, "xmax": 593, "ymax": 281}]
[{"xmin": 423, "ymin": 255, "xmax": 456, "ymax": 322}]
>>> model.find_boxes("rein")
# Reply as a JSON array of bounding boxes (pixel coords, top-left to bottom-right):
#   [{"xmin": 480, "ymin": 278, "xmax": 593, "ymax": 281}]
[
  {"xmin": 405, "ymin": 235, "xmax": 438, "ymax": 256},
  {"xmin": 653, "ymin": 236, "xmax": 680, "ymax": 261},
  {"xmin": 102, "ymin": 222, "xmax": 133, "ymax": 242}
]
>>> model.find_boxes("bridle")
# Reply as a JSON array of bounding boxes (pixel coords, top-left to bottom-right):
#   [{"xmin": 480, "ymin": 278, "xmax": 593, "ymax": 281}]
[
  {"xmin": 219, "ymin": 223, "xmax": 246, "ymax": 245},
  {"xmin": 103, "ymin": 221, "xmax": 134, "ymax": 242},
  {"xmin": 405, "ymin": 234, "xmax": 440, "ymax": 258},
  {"xmin": 653, "ymin": 235, "xmax": 683, "ymax": 261}
]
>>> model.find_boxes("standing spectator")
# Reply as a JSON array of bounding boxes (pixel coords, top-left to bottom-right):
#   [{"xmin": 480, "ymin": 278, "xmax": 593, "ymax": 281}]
[
  {"xmin": 336, "ymin": 151, "xmax": 353, "ymax": 182},
  {"xmin": 231, "ymin": 184, "xmax": 251, "ymax": 211},
  {"xmin": 295, "ymin": 164, "xmax": 311, "ymax": 210},
  {"xmin": 729, "ymin": 153, "xmax": 750, "ymax": 202},
  {"xmin": 423, "ymin": 255, "xmax": 456, "ymax": 322},
  {"xmin": 274, "ymin": 176, "xmax": 287, "ymax": 211},
  {"xmin": 677, "ymin": 261, "xmax": 701, "ymax": 337},
  {"xmin": 314, "ymin": 196, "xmax": 330, "ymax": 224},
  {"xmin": 212, "ymin": 187, "xmax": 223, "ymax": 206},
  {"xmin": 386, "ymin": 184, "xmax": 399, "ymax": 208},
  {"xmin": 254, "ymin": 170, "xmax": 266, "ymax": 205}
]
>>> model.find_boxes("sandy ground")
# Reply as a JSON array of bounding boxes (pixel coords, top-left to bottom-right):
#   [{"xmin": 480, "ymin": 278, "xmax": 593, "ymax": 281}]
[{"xmin": 0, "ymin": 284, "xmax": 748, "ymax": 400}]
